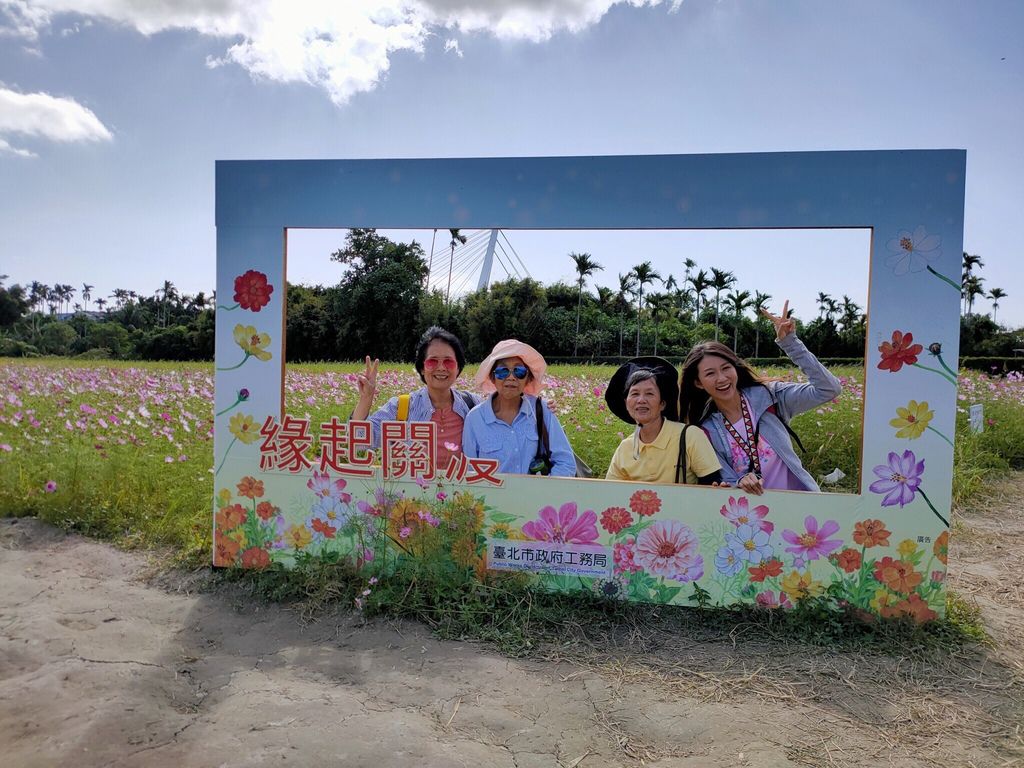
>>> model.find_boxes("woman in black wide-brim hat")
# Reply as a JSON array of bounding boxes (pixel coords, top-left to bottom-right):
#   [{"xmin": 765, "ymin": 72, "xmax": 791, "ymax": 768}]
[{"xmin": 605, "ymin": 356, "xmax": 724, "ymax": 485}]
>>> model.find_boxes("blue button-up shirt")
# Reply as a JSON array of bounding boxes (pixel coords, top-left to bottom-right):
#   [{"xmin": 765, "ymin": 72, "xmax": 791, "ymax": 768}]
[
  {"xmin": 366, "ymin": 387, "xmax": 481, "ymax": 449},
  {"xmin": 462, "ymin": 394, "xmax": 576, "ymax": 477}
]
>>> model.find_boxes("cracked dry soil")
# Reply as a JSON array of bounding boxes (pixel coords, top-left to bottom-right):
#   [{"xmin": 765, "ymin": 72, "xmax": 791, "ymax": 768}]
[{"xmin": 2, "ymin": 474, "xmax": 1023, "ymax": 768}]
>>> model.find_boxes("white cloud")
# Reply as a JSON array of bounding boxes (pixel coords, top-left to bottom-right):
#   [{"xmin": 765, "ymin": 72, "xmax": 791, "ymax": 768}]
[
  {"xmin": 0, "ymin": 87, "xmax": 112, "ymax": 156},
  {"xmin": 0, "ymin": 136, "xmax": 37, "ymax": 157},
  {"xmin": 443, "ymin": 38, "xmax": 463, "ymax": 57},
  {"xmin": 0, "ymin": 1, "xmax": 681, "ymax": 105}
]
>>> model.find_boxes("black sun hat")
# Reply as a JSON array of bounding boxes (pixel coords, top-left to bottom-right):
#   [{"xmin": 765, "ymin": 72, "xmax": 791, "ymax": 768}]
[{"xmin": 605, "ymin": 356, "xmax": 679, "ymax": 425}]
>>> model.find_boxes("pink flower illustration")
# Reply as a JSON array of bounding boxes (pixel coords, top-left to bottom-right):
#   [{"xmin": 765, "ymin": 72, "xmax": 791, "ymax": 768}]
[
  {"xmin": 306, "ymin": 470, "xmax": 352, "ymax": 504},
  {"xmin": 521, "ymin": 502, "xmax": 599, "ymax": 544},
  {"xmin": 869, "ymin": 450, "xmax": 924, "ymax": 507},
  {"xmin": 719, "ymin": 496, "xmax": 773, "ymax": 534},
  {"xmin": 781, "ymin": 515, "xmax": 842, "ymax": 562},
  {"xmin": 634, "ymin": 520, "xmax": 703, "ymax": 580},
  {"xmin": 613, "ymin": 538, "xmax": 642, "ymax": 574},
  {"xmin": 755, "ymin": 590, "xmax": 793, "ymax": 610}
]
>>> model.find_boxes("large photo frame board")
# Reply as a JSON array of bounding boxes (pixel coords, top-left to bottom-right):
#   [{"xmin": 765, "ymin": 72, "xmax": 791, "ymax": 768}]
[{"xmin": 214, "ymin": 151, "xmax": 965, "ymax": 619}]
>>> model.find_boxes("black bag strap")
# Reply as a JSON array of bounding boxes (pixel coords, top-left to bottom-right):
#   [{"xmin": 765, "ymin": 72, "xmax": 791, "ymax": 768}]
[
  {"xmin": 535, "ymin": 397, "xmax": 552, "ymax": 461},
  {"xmin": 675, "ymin": 423, "xmax": 689, "ymax": 484},
  {"xmin": 460, "ymin": 390, "xmax": 476, "ymax": 411}
]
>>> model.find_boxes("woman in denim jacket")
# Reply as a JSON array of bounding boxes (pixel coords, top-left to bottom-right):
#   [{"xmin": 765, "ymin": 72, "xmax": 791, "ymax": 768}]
[{"xmin": 678, "ymin": 301, "xmax": 841, "ymax": 494}]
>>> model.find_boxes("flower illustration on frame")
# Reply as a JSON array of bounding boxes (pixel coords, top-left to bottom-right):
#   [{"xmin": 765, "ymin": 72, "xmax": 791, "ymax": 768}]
[
  {"xmin": 218, "ymin": 325, "xmax": 273, "ymax": 371},
  {"xmin": 889, "ymin": 400, "xmax": 933, "ymax": 439},
  {"xmin": 877, "ymin": 330, "xmax": 923, "ymax": 372},
  {"xmin": 869, "ymin": 449, "xmax": 948, "ymax": 525},
  {"xmin": 635, "ymin": 520, "xmax": 703, "ymax": 581},
  {"xmin": 885, "ymin": 225, "xmax": 941, "ymax": 274},
  {"xmin": 233, "ymin": 270, "xmax": 274, "ymax": 311},
  {"xmin": 521, "ymin": 502, "xmax": 599, "ymax": 544},
  {"xmin": 228, "ymin": 412, "xmax": 260, "ymax": 444},
  {"xmin": 781, "ymin": 516, "xmax": 842, "ymax": 562}
]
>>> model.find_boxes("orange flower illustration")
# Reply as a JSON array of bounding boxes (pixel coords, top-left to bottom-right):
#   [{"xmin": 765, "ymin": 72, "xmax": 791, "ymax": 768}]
[
  {"xmin": 834, "ymin": 548, "xmax": 862, "ymax": 573},
  {"xmin": 889, "ymin": 593, "xmax": 938, "ymax": 624},
  {"xmin": 214, "ymin": 534, "xmax": 241, "ymax": 566},
  {"xmin": 933, "ymin": 530, "xmax": 949, "ymax": 565},
  {"xmin": 873, "ymin": 556, "xmax": 922, "ymax": 594},
  {"xmin": 237, "ymin": 476, "xmax": 264, "ymax": 499},
  {"xmin": 216, "ymin": 503, "xmax": 247, "ymax": 531},
  {"xmin": 255, "ymin": 501, "xmax": 279, "ymax": 521},
  {"xmin": 853, "ymin": 519, "xmax": 891, "ymax": 548},
  {"xmin": 748, "ymin": 559, "xmax": 784, "ymax": 582},
  {"xmin": 878, "ymin": 330, "xmax": 923, "ymax": 373}
]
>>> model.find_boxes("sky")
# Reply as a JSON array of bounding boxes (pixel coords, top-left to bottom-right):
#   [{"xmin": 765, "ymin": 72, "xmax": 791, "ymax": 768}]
[{"xmin": 1, "ymin": 0, "xmax": 1021, "ymax": 326}]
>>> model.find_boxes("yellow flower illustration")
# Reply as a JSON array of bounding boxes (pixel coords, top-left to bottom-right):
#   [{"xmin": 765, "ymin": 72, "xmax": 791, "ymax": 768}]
[
  {"xmin": 233, "ymin": 324, "xmax": 273, "ymax": 362},
  {"xmin": 781, "ymin": 570, "xmax": 824, "ymax": 601},
  {"xmin": 897, "ymin": 538, "xmax": 918, "ymax": 558},
  {"xmin": 870, "ymin": 587, "xmax": 896, "ymax": 612},
  {"xmin": 216, "ymin": 487, "xmax": 233, "ymax": 508},
  {"xmin": 889, "ymin": 400, "xmax": 933, "ymax": 439},
  {"xmin": 229, "ymin": 412, "xmax": 260, "ymax": 444},
  {"xmin": 285, "ymin": 524, "xmax": 312, "ymax": 550}
]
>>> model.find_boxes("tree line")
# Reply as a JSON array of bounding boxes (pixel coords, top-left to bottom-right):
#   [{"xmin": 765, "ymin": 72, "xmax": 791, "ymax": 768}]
[{"xmin": 0, "ymin": 232, "xmax": 1017, "ymax": 362}]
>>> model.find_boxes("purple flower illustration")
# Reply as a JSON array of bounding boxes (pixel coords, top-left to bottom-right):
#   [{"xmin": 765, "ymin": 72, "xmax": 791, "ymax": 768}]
[
  {"xmin": 869, "ymin": 450, "xmax": 924, "ymax": 507},
  {"xmin": 781, "ymin": 516, "xmax": 842, "ymax": 562},
  {"xmin": 869, "ymin": 449, "xmax": 949, "ymax": 526}
]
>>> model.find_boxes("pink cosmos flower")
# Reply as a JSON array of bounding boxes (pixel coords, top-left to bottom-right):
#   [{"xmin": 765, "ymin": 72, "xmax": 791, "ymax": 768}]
[
  {"xmin": 634, "ymin": 520, "xmax": 703, "ymax": 580},
  {"xmin": 869, "ymin": 450, "xmax": 925, "ymax": 507},
  {"xmin": 755, "ymin": 590, "xmax": 793, "ymax": 610},
  {"xmin": 306, "ymin": 469, "xmax": 352, "ymax": 504},
  {"xmin": 44, "ymin": 480, "xmax": 57, "ymax": 493},
  {"xmin": 399, "ymin": 526, "xmax": 412, "ymax": 539},
  {"xmin": 521, "ymin": 502, "xmax": 599, "ymax": 544},
  {"xmin": 0, "ymin": 444, "xmax": 11, "ymax": 452},
  {"xmin": 781, "ymin": 516, "xmax": 842, "ymax": 561},
  {"xmin": 719, "ymin": 496, "xmax": 774, "ymax": 534}
]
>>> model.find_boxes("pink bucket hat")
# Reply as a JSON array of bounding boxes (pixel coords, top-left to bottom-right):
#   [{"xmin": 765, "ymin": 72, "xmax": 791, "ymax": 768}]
[{"xmin": 474, "ymin": 338, "xmax": 547, "ymax": 396}]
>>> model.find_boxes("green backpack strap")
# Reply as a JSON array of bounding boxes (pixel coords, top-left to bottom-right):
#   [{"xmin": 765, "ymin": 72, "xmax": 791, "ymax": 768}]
[{"xmin": 397, "ymin": 393, "xmax": 411, "ymax": 421}]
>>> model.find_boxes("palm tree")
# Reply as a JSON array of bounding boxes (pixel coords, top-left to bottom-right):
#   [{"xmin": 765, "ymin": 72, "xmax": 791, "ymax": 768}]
[
  {"xmin": 725, "ymin": 289, "xmax": 752, "ymax": 352},
  {"xmin": 81, "ymin": 283, "xmax": 93, "ymax": 312},
  {"xmin": 94, "ymin": 297, "xmax": 107, "ymax": 312},
  {"xmin": 752, "ymin": 291, "xmax": 772, "ymax": 358},
  {"xmin": 616, "ymin": 272, "xmax": 636, "ymax": 356},
  {"xmin": 964, "ymin": 275, "xmax": 985, "ymax": 316},
  {"xmin": 962, "ymin": 252, "xmax": 984, "ymax": 315},
  {"xmin": 689, "ymin": 269, "xmax": 710, "ymax": 323},
  {"xmin": 648, "ymin": 292, "xmax": 674, "ymax": 355},
  {"xmin": 709, "ymin": 268, "xmax": 735, "ymax": 341},
  {"xmin": 570, "ymin": 252, "xmax": 604, "ymax": 356},
  {"xmin": 158, "ymin": 280, "xmax": 177, "ymax": 327},
  {"xmin": 631, "ymin": 262, "xmax": 662, "ymax": 355},
  {"xmin": 816, "ymin": 292, "xmax": 833, "ymax": 320},
  {"xmin": 111, "ymin": 288, "xmax": 129, "ymax": 310},
  {"xmin": 29, "ymin": 281, "xmax": 48, "ymax": 313},
  {"xmin": 988, "ymin": 287, "xmax": 1007, "ymax": 322}
]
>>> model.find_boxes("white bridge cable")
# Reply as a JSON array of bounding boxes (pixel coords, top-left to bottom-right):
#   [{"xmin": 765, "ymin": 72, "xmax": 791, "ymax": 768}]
[
  {"xmin": 425, "ymin": 229, "xmax": 533, "ymax": 295},
  {"xmin": 499, "ymin": 231, "xmax": 532, "ymax": 277}
]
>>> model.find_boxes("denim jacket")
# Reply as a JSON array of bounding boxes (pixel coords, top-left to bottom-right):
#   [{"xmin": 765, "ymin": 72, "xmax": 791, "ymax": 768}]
[{"xmin": 700, "ymin": 334, "xmax": 842, "ymax": 491}]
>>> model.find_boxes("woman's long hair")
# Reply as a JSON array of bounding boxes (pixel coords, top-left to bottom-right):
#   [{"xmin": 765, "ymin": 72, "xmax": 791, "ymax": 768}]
[{"xmin": 678, "ymin": 341, "xmax": 766, "ymax": 425}]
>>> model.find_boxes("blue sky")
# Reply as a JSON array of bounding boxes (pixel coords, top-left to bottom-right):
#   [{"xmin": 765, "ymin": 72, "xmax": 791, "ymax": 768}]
[{"xmin": 1, "ymin": 1, "xmax": 1021, "ymax": 325}]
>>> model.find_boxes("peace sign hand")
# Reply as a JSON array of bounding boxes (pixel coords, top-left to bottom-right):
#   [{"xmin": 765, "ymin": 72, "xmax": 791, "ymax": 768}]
[
  {"xmin": 355, "ymin": 356, "xmax": 380, "ymax": 400},
  {"xmin": 760, "ymin": 299, "xmax": 796, "ymax": 341}
]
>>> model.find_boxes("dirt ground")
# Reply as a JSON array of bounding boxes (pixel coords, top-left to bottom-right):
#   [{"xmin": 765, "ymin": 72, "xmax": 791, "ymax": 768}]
[{"xmin": 2, "ymin": 478, "xmax": 1022, "ymax": 768}]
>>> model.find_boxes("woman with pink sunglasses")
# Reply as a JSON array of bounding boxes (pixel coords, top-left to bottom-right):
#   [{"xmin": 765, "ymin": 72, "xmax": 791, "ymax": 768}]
[{"xmin": 351, "ymin": 326, "xmax": 482, "ymax": 471}]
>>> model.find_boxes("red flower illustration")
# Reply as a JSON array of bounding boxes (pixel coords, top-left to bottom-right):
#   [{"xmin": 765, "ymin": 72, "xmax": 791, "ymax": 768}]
[
  {"xmin": 600, "ymin": 506, "xmax": 633, "ymax": 534},
  {"xmin": 241, "ymin": 547, "xmax": 271, "ymax": 569},
  {"xmin": 255, "ymin": 501, "xmax": 279, "ymax": 521},
  {"xmin": 233, "ymin": 270, "xmax": 274, "ymax": 312},
  {"xmin": 877, "ymin": 330, "xmax": 923, "ymax": 372},
  {"xmin": 834, "ymin": 548, "xmax": 862, "ymax": 573},
  {"xmin": 216, "ymin": 503, "xmax": 247, "ymax": 531},
  {"xmin": 748, "ymin": 558, "xmax": 783, "ymax": 582},
  {"xmin": 629, "ymin": 489, "xmax": 662, "ymax": 517},
  {"xmin": 237, "ymin": 476, "xmax": 264, "ymax": 499},
  {"xmin": 310, "ymin": 517, "xmax": 337, "ymax": 539},
  {"xmin": 214, "ymin": 534, "xmax": 241, "ymax": 566}
]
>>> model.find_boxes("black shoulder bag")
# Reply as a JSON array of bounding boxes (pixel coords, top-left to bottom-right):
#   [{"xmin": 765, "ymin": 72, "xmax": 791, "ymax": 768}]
[{"xmin": 530, "ymin": 398, "xmax": 594, "ymax": 478}]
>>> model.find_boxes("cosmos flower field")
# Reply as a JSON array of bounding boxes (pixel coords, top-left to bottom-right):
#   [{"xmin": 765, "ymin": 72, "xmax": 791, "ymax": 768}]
[{"xmin": 2, "ymin": 359, "xmax": 1022, "ymax": 565}]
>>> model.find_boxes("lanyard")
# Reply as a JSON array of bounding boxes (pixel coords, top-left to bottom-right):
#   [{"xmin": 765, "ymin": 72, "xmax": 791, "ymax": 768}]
[{"xmin": 723, "ymin": 397, "xmax": 761, "ymax": 475}]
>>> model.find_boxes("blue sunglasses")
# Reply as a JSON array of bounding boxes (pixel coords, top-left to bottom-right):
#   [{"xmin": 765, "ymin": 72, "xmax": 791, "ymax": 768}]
[{"xmin": 493, "ymin": 365, "xmax": 530, "ymax": 381}]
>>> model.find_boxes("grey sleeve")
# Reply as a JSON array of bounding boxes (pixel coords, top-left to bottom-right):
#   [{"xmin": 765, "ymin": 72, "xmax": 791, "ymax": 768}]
[{"xmin": 771, "ymin": 334, "xmax": 842, "ymax": 420}]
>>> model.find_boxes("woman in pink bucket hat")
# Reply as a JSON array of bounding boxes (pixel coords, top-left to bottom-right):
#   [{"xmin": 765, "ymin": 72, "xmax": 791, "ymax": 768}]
[{"xmin": 462, "ymin": 339, "xmax": 576, "ymax": 477}]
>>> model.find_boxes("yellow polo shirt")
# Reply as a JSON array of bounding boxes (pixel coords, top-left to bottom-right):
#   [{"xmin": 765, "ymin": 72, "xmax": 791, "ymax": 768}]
[{"xmin": 606, "ymin": 420, "xmax": 721, "ymax": 484}]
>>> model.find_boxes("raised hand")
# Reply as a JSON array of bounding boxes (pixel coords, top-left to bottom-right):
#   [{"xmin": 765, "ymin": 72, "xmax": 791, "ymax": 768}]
[
  {"xmin": 355, "ymin": 356, "xmax": 379, "ymax": 400},
  {"xmin": 760, "ymin": 299, "xmax": 796, "ymax": 341}
]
